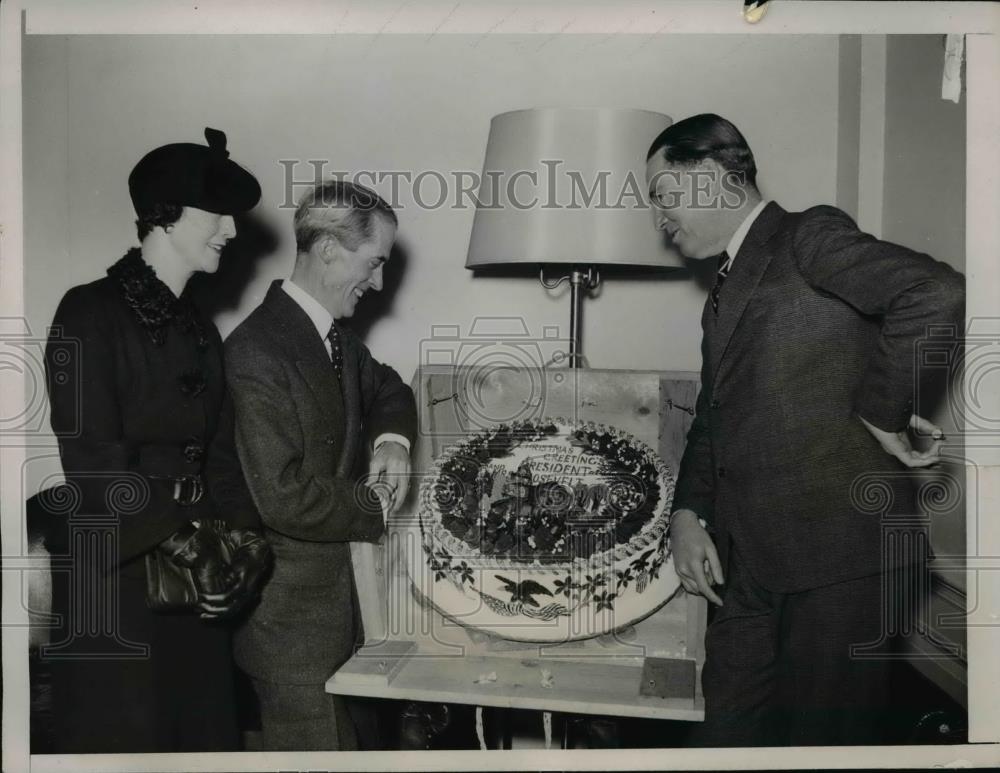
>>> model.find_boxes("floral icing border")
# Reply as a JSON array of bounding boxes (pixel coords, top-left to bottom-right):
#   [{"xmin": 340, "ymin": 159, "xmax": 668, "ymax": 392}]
[{"xmin": 417, "ymin": 418, "xmax": 675, "ymax": 615}]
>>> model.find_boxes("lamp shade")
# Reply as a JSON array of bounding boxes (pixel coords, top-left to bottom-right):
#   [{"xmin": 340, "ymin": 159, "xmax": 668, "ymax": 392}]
[{"xmin": 466, "ymin": 108, "xmax": 679, "ymax": 268}]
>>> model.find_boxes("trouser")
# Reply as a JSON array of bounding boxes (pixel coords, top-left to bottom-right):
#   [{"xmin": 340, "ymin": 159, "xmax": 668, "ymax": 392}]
[
  {"xmin": 691, "ymin": 545, "xmax": 895, "ymax": 747},
  {"xmin": 251, "ymin": 678, "xmax": 360, "ymax": 751}
]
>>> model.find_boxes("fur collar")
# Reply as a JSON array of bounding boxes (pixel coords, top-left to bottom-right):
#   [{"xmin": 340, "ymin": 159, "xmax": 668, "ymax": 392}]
[{"xmin": 107, "ymin": 248, "xmax": 208, "ymax": 349}]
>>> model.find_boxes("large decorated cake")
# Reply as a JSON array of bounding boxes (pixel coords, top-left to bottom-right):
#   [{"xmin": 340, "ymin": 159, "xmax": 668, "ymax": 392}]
[{"xmin": 411, "ymin": 417, "xmax": 680, "ymax": 642}]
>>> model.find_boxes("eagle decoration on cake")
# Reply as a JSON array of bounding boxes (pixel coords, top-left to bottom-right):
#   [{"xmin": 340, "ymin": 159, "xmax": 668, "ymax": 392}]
[{"xmin": 413, "ymin": 418, "xmax": 679, "ymax": 641}]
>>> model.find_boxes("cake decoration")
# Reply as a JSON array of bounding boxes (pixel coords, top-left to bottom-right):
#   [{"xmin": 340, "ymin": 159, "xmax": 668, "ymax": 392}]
[{"xmin": 411, "ymin": 417, "xmax": 681, "ymax": 642}]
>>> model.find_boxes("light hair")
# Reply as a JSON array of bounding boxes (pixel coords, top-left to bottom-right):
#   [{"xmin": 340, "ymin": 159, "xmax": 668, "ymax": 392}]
[{"xmin": 293, "ymin": 179, "xmax": 397, "ymax": 255}]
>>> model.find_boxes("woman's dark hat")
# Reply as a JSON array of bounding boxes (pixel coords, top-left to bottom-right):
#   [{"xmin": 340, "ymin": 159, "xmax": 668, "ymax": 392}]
[{"xmin": 128, "ymin": 127, "xmax": 261, "ymax": 215}]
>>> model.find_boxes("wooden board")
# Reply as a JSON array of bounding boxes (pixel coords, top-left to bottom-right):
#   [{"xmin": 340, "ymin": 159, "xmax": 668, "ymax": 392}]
[
  {"xmin": 329, "ymin": 650, "xmax": 701, "ymax": 721},
  {"xmin": 331, "ymin": 558, "xmax": 706, "ymax": 719},
  {"xmin": 331, "ymin": 367, "xmax": 706, "ymax": 721}
]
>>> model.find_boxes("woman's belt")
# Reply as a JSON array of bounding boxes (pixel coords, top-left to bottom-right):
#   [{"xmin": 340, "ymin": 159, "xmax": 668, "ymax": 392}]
[
  {"xmin": 146, "ymin": 474, "xmax": 205, "ymax": 506},
  {"xmin": 136, "ymin": 438, "xmax": 207, "ymax": 506}
]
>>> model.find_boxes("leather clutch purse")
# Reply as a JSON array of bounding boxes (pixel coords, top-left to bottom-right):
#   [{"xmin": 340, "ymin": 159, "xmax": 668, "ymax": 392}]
[
  {"xmin": 145, "ymin": 519, "xmax": 234, "ymax": 611},
  {"xmin": 145, "ymin": 548, "xmax": 201, "ymax": 610}
]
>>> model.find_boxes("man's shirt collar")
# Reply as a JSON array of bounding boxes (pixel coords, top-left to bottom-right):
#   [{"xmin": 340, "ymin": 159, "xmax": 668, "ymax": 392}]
[
  {"xmin": 281, "ymin": 279, "xmax": 333, "ymax": 342},
  {"xmin": 726, "ymin": 198, "xmax": 770, "ymax": 262}
]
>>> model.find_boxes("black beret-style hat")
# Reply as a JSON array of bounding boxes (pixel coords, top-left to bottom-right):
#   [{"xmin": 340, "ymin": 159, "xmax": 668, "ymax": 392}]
[{"xmin": 128, "ymin": 127, "xmax": 261, "ymax": 215}]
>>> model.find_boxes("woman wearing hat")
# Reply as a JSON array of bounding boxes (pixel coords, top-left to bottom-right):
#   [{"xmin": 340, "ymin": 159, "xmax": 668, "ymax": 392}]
[{"xmin": 41, "ymin": 128, "xmax": 271, "ymax": 752}]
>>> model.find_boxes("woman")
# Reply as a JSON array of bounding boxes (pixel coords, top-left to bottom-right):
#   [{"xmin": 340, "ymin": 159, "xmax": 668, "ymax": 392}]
[{"xmin": 41, "ymin": 128, "xmax": 270, "ymax": 753}]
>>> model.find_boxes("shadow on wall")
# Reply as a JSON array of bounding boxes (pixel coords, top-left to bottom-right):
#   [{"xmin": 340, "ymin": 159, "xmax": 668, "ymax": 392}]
[
  {"xmin": 463, "ymin": 227, "xmax": 706, "ymax": 295},
  {"xmin": 190, "ymin": 220, "xmax": 412, "ymax": 344},
  {"xmin": 343, "ymin": 238, "xmax": 410, "ymax": 342},
  {"xmin": 184, "ymin": 213, "xmax": 710, "ymax": 343},
  {"xmin": 188, "ymin": 212, "xmax": 281, "ymax": 319}
]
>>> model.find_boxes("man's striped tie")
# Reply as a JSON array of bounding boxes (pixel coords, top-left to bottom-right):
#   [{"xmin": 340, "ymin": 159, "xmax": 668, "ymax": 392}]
[{"xmin": 710, "ymin": 251, "xmax": 733, "ymax": 315}]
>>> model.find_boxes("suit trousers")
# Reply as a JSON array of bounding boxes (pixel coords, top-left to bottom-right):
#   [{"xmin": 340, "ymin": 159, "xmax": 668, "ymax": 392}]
[
  {"xmin": 251, "ymin": 678, "xmax": 359, "ymax": 751},
  {"xmin": 691, "ymin": 543, "xmax": 894, "ymax": 747}
]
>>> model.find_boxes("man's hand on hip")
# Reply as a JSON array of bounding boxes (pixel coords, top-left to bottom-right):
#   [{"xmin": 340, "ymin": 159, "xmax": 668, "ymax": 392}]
[
  {"xmin": 367, "ymin": 440, "xmax": 411, "ymax": 517},
  {"xmin": 670, "ymin": 509, "xmax": 724, "ymax": 606},
  {"xmin": 859, "ymin": 413, "xmax": 945, "ymax": 468}
]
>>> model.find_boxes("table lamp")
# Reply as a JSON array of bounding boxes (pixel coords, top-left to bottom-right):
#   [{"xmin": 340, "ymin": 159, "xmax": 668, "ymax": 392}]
[{"xmin": 466, "ymin": 108, "xmax": 682, "ymax": 368}]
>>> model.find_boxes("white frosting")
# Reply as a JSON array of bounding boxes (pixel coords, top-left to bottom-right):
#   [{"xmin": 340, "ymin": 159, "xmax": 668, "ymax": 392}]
[{"xmin": 410, "ymin": 419, "xmax": 680, "ymax": 642}]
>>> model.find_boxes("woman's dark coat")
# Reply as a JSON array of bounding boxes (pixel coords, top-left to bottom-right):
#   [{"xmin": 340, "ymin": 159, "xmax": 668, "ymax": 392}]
[{"xmin": 40, "ymin": 249, "xmax": 260, "ymax": 753}]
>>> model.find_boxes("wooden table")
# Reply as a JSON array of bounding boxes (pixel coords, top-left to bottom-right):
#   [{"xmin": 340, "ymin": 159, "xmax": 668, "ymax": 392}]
[{"xmin": 326, "ymin": 367, "xmax": 707, "ymax": 728}]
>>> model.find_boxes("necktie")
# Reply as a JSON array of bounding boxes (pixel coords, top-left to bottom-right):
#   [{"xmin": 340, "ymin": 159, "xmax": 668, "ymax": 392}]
[
  {"xmin": 710, "ymin": 251, "xmax": 733, "ymax": 315},
  {"xmin": 326, "ymin": 323, "xmax": 343, "ymax": 376}
]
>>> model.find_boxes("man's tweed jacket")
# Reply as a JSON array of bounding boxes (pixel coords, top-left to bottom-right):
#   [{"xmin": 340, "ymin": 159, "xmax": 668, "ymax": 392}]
[
  {"xmin": 225, "ymin": 281, "xmax": 416, "ymax": 684},
  {"xmin": 671, "ymin": 202, "xmax": 965, "ymax": 593}
]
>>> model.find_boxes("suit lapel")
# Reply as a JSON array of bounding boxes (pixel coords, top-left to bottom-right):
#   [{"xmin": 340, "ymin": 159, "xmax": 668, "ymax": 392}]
[
  {"xmin": 262, "ymin": 281, "xmax": 345, "ymax": 436},
  {"xmin": 709, "ymin": 202, "xmax": 786, "ymax": 385},
  {"xmin": 295, "ymin": 359, "xmax": 340, "ymax": 416}
]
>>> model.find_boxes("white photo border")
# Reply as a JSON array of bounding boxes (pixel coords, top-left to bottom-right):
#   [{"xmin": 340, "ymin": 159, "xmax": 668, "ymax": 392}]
[{"xmin": 2, "ymin": 1, "xmax": 998, "ymax": 771}]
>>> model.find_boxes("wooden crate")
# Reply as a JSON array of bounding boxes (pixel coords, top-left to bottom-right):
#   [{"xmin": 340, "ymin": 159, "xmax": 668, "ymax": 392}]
[{"xmin": 329, "ymin": 367, "xmax": 706, "ymax": 721}]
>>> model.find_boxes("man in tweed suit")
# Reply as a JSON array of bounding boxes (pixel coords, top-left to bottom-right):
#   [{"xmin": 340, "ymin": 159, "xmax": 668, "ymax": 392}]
[
  {"xmin": 225, "ymin": 181, "xmax": 416, "ymax": 750},
  {"xmin": 645, "ymin": 114, "xmax": 964, "ymax": 746}
]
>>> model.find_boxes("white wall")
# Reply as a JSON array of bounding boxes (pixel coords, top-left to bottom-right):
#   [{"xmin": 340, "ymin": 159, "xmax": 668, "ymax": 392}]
[
  {"xmin": 883, "ymin": 35, "xmax": 966, "ymax": 271},
  {"xmin": 836, "ymin": 34, "xmax": 862, "ymax": 218},
  {"xmin": 882, "ymin": 35, "xmax": 967, "ymax": 585},
  {"xmin": 24, "ymin": 34, "xmax": 843, "ymax": 360},
  {"xmin": 23, "ymin": 33, "xmax": 843, "ymax": 494}
]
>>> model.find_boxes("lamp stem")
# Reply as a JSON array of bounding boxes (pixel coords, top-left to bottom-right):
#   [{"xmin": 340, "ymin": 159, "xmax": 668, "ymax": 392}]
[
  {"xmin": 569, "ymin": 269, "xmax": 585, "ymax": 368},
  {"xmin": 539, "ymin": 265, "xmax": 601, "ymax": 368},
  {"xmin": 569, "ymin": 266, "xmax": 600, "ymax": 369}
]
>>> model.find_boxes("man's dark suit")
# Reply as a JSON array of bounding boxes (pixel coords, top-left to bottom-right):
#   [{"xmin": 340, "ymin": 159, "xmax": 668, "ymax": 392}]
[
  {"xmin": 225, "ymin": 281, "xmax": 416, "ymax": 750},
  {"xmin": 672, "ymin": 202, "xmax": 964, "ymax": 745}
]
